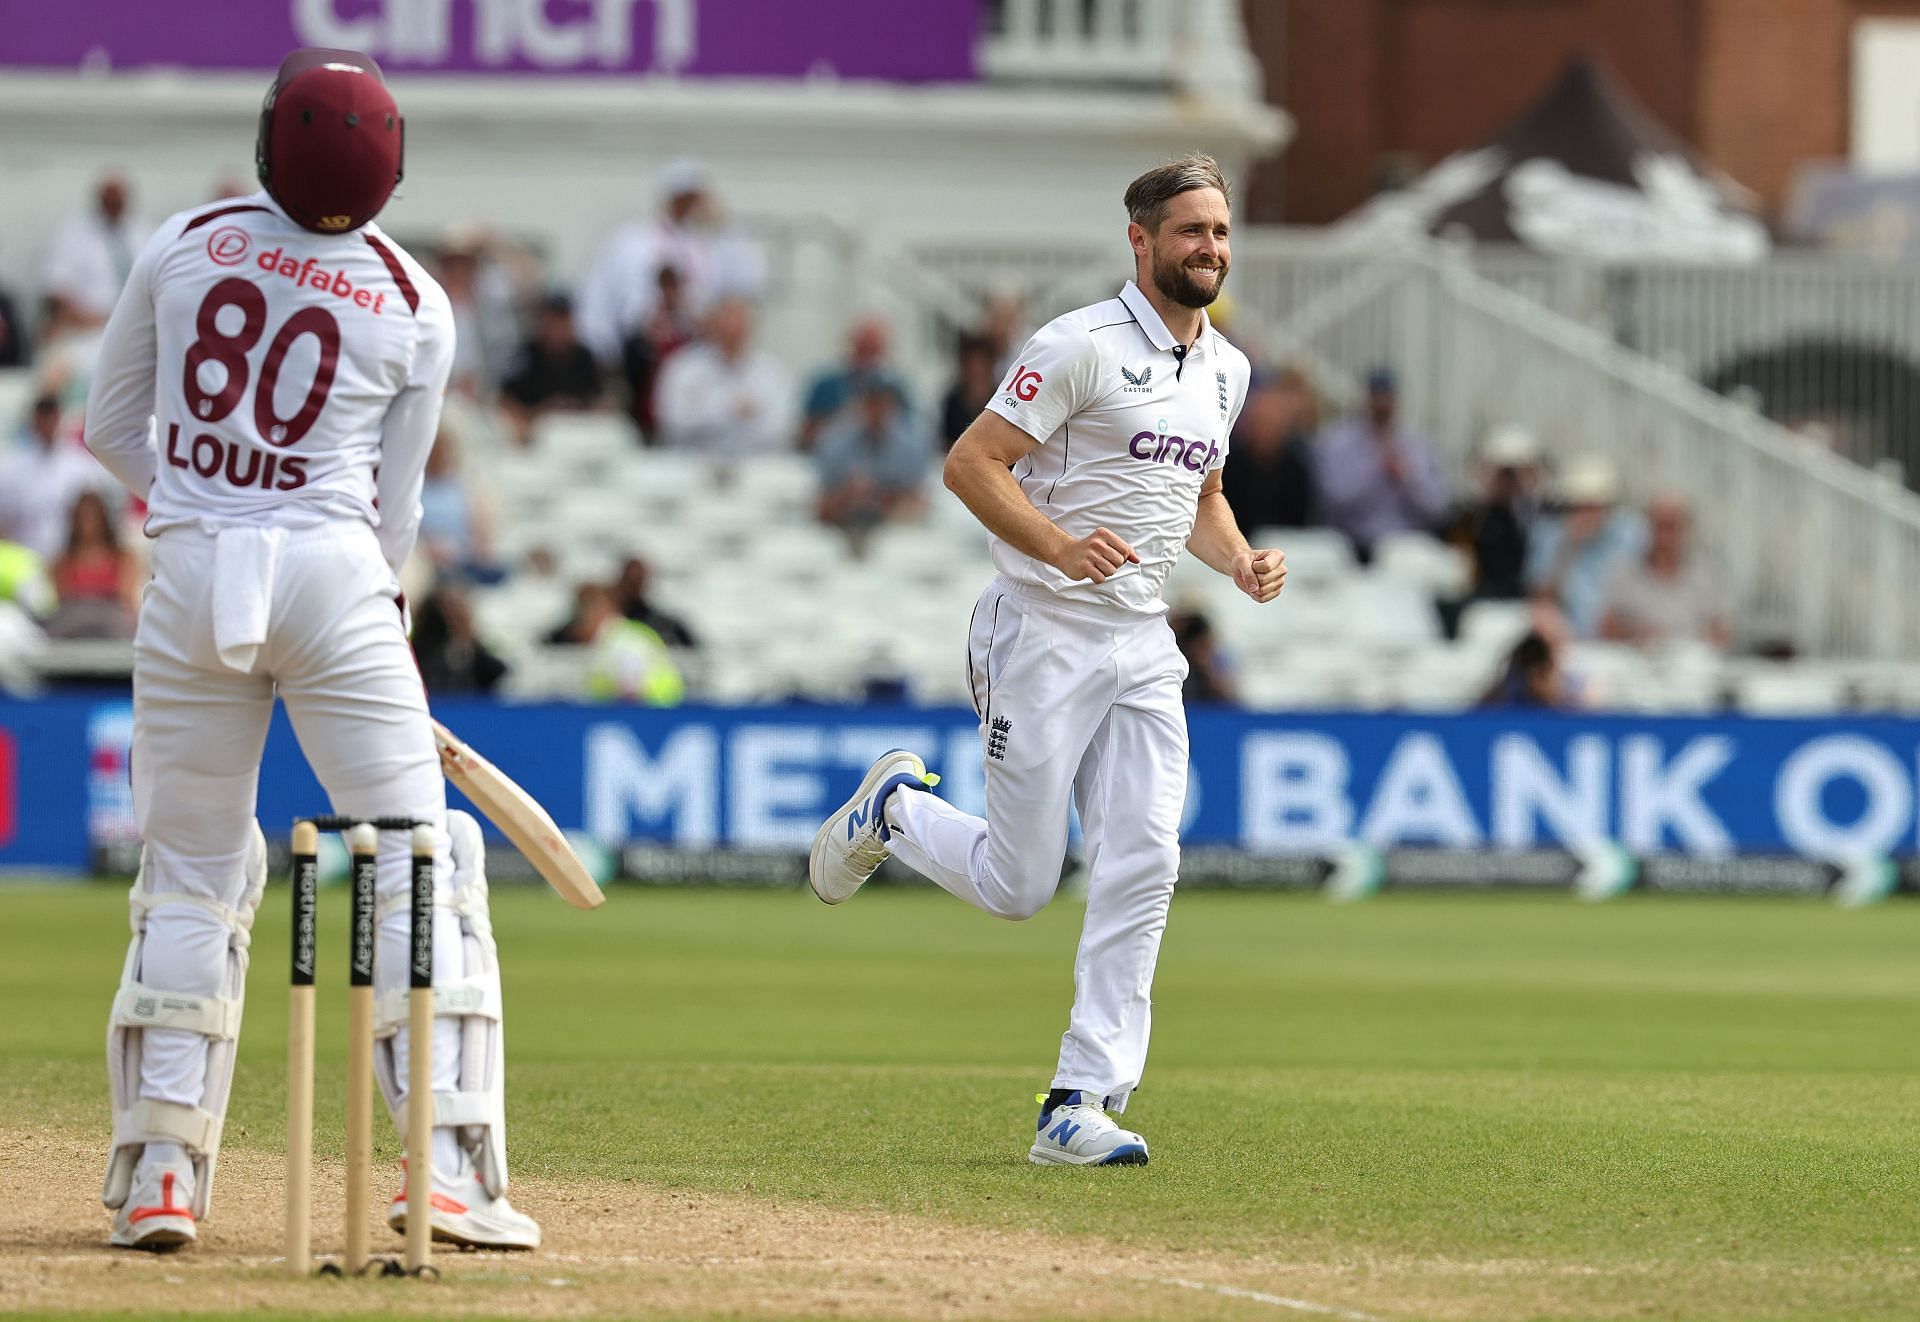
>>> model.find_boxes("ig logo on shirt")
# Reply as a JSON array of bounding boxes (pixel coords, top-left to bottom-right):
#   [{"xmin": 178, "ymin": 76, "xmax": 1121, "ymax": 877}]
[{"xmin": 1004, "ymin": 365, "xmax": 1042, "ymax": 406}]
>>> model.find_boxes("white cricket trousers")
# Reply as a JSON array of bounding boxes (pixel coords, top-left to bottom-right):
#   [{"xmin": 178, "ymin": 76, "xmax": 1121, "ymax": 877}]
[
  {"xmin": 885, "ymin": 577, "xmax": 1189, "ymax": 1110},
  {"xmin": 130, "ymin": 520, "xmax": 459, "ymax": 1121}
]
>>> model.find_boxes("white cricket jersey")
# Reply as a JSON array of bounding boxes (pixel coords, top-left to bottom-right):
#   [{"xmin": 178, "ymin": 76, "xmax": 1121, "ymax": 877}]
[
  {"xmin": 84, "ymin": 192, "xmax": 455, "ymax": 572},
  {"xmin": 984, "ymin": 280, "xmax": 1251, "ymax": 617}
]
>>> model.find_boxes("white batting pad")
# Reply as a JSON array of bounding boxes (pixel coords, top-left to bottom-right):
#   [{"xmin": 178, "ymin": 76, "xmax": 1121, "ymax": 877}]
[
  {"xmin": 102, "ymin": 821, "xmax": 266, "ymax": 1220},
  {"xmin": 372, "ymin": 810, "xmax": 511, "ymax": 1196}
]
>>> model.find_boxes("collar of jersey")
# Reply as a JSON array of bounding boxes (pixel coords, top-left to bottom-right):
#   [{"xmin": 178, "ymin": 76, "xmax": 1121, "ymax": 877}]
[{"xmin": 1120, "ymin": 279, "xmax": 1211, "ymax": 357}]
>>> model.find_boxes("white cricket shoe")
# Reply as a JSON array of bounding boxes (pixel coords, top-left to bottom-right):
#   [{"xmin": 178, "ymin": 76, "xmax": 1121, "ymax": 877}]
[
  {"xmin": 1028, "ymin": 1091, "xmax": 1150, "ymax": 1167},
  {"xmin": 387, "ymin": 1151, "xmax": 541, "ymax": 1250},
  {"xmin": 109, "ymin": 1160, "xmax": 196, "ymax": 1251},
  {"xmin": 808, "ymin": 749, "xmax": 938, "ymax": 904}
]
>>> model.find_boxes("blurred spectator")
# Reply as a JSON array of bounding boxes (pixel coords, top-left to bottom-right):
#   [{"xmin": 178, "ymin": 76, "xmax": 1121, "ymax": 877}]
[
  {"xmin": 653, "ymin": 297, "xmax": 794, "ymax": 457},
  {"xmin": 501, "ymin": 292, "xmax": 604, "ymax": 443},
  {"xmin": 1451, "ymin": 424, "xmax": 1545, "ymax": 601},
  {"xmin": 546, "ymin": 582, "xmax": 600, "ymax": 646},
  {"xmin": 568, "ymin": 584, "xmax": 685, "ymax": 704},
  {"xmin": 1526, "ymin": 455, "xmax": 1645, "ymax": 638},
  {"xmin": 620, "ymin": 264, "xmax": 697, "ymax": 438},
  {"xmin": 940, "ymin": 332, "xmax": 998, "ymax": 450},
  {"xmin": 411, "ymin": 584, "xmax": 508, "ymax": 694},
  {"xmin": 45, "ymin": 490, "xmax": 137, "ymax": 639},
  {"xmin": 0, "ymin": 540, "xmax": 55, "ymax": 620},
  {"xmin": 1479, "ymin": 608, "xmax": 1586, "ymax": 709},
  {"xmin": 815, "ymin": 379, "xmax": 932, "ymax": 535},
  {"xmin": 612, "ymin": 556, "xmax": 697, "ymax": 649},
  {"xmin": 799, "ymin": 315, "xmax": 907, "ymax": 451},
  {"xmin": 575, "ymin": 159, "xmax": 763, "ymax": 367},
  {"xmin": 0, "ymin": 278, "xmax": 27, "ymax": 368},
  {"xmin": 981, "ymin": 289, "xmax": 1031, "ymax": 376},
  {"xmin": 1170, "ymin": 608, "xmax": 1237, "ymax": 704},
  {"xmin": 40, "ymin": 173, "xmax": 149, "ymax": 341},
  {"xmin": 1600, "ymin": 492, "xmax": 1730, "ymax": 651},
  {"xmin": 1222, "ymin": 367, "xmax": 1318, "ymax": 534},
  {"xmin": 1314, "ymin": 367, "xmax": 1449, "ymax": 560},
  {"xmin": 435, "ymin": 225, "xmax": 523, "ymax": 396},
  {"xmin": 0, "ymin": 393, "xmax": 120, "ymax": 561},
  {"xmin": 418, "ymin": 426, "xmax": 504, "ymax": 584}
]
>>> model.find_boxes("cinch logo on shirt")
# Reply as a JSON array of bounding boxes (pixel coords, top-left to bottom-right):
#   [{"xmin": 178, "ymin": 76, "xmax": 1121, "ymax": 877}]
[
  {"xmin": 1128, "ymin": 430, "xmax": 1218, "ymax": 473},
  {"xmin": 253, "ymin": 246, "xmax": 389, "ymax": 315}
]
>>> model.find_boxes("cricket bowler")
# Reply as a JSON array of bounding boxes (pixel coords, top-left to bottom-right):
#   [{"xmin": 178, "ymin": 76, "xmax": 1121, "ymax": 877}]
[
  {"xmin": 809, "ymin": 155, "xmax": 1286, "ymax": 1165},
  {"xmin": 84, "ymin": 49, "xmax": 537, "ymax": 1250}
]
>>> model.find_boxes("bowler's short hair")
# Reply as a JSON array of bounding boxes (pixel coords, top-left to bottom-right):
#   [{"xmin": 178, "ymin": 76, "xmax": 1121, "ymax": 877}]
[{"xmin": 1124, "ymin": 154, "xmax": 1231, "ymax": 233}]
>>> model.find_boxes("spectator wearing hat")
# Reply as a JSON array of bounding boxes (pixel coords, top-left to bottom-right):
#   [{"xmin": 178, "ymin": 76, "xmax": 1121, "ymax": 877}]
[
  {"xmin": 1221, "ymin": 365, "xmax": 1319, "ymax": 535},
  {"xmin": 1450, "ymin": 423, "xmax": 1546, "ymax": 601},
  {"xmin": 799, "ymin": 315, "xmax": 910, "ymax": 451},
  {"xmin": 1313, "ymin": 367, "xmax": 1450, "ymax": 560},
  {"xmin": 1600, "ymin": 492, "xmax": 1730, "ymax": 651},
  {"xmin": 1526, "ymin": 454, "xmax": 1645, "ymax": 637},
  {"xmin": 654, "ymin": 296, "xmax": 794, "ymax": 458},
  {"xmin": 501, "ymin": 292, "xmax": 605, "ymax": 444},
  {"xmin": 575, "ymin": 159, "xmax": 763, "ymax": 368}
]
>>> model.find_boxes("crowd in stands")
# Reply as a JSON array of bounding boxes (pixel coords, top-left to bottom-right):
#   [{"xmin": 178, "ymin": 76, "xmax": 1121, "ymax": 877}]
[{"xmin": 0, "ymin": 165, "xmax": 1764, "ymax": 715}]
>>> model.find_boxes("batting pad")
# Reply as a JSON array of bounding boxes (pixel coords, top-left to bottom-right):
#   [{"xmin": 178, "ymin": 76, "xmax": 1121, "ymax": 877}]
[
  {"xmin": 372, "ymin": 810, "xmax": 510, "ymax": 1197},
  {"xmin": 102, "ymin": 822, "xmax": 266, "ymax": 1220}
]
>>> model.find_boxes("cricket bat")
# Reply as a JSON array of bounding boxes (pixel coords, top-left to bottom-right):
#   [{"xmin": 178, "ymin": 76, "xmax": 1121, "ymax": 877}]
[{"xmin": 430, "ymin": 718, "xmax": 606, "ymax": 910}]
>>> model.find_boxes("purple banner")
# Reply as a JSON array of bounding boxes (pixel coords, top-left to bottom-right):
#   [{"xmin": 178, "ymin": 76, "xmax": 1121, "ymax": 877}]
[{"xmin": 0, "ymin": 0, "xmax": 979, "ymax": 82}]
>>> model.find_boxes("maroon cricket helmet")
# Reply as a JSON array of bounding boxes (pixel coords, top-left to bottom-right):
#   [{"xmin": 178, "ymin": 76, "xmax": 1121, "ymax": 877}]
[{"xmin": 255, "ymin": 48, "xmax": 404, "ymax": 234}]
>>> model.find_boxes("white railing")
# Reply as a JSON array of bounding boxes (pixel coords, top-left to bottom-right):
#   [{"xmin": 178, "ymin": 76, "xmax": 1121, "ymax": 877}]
[
  {"xmin": 1461, "ymin": 246, "xmax": 1920, "ymax": 479},
  {"xmin": 1226, "ymin": 233, "xmax": 1920, "ymax": 659},
  {"xmin": 981, "ymin": 0, "xmax": 1263, "ymax": 102}
]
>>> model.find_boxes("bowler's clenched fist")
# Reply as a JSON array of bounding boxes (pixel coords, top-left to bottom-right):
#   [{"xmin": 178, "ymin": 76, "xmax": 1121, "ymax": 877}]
[
  {"xmin": 1232, "ymin": 548, "xmax": 1287, "ymax": 603},
  {"xmin": 1055, "ymin": 527, "xmax": 1141, "ymax": 585}
]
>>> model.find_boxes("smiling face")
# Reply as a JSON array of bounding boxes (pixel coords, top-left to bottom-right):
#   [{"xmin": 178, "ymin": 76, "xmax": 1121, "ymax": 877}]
[{"xmin": 1132, "ymin": 186, "xmax": 1231, "ymax": 310}]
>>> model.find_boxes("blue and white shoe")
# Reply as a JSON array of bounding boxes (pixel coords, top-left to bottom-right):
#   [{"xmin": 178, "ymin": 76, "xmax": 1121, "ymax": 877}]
[
  {"xmin": 1028, "ymin": 1091, "xmax": 1150, "ymax": 1167},
  {"xmin": 808, "ymin": 750, "xmax": 938, "ymax": 905}
]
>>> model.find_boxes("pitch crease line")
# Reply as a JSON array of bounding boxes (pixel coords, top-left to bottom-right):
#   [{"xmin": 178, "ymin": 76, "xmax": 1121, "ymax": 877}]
[{"xmin": 1153, "ymin": 1275, "xmax": 1386, "ymax": 1321}]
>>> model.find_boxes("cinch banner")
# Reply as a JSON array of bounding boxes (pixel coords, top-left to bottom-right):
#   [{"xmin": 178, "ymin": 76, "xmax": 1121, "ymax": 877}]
[
  {"xmin": 0, "ymin": 0, "xmax": 980, "ymax": 82},
  {"xmin": 7, "ymin": 695, "xmax": 1920, "ymax": 872}
]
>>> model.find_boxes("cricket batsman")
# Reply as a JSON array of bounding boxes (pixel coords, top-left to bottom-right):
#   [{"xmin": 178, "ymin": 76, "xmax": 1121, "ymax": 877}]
[
  {"xmin": 810, "ymin": 156, "xmax": 1286, "ymax": 1166},
  {"xmin": 85, "ymin": 49, "xmax": 537, "ymax": 1251}
]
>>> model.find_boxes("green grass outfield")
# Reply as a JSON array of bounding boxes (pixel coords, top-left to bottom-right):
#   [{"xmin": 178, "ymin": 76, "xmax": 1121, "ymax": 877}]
[{"xmin": 2, "ymin": 881, "xmax": 1916, "ymax": 1319}]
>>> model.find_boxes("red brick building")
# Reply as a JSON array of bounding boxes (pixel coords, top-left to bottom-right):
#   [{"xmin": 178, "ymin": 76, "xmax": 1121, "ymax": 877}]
[{"xmin": 1244, "ymin": 0, "xmax": 1920, "ymax": 224}]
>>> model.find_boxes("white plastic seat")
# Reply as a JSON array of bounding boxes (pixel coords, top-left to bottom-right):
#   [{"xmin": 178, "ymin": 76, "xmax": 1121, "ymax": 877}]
[
  {"xmin": 1735, "ymin": 666, "xmax": 1848, "ymax": 716},
  {"xmin": 1373, "ymin": 532, "xmax": 1472, "ymax": 597},
  {"xmin": 531, "ymin": 412, "xmax": 639, "ymax": 466},
  {"xmin": 1458, "ymin": 599, "xmax": 1534, "ymax": 659},
  {"xmin": 1251, "ymin": 526, "xmax": 1356, "ymax": 587},
  {"xmin": 1339, "ymin": 580, "xmax": 1442, "ymax": 651},
  {"xmin": 726, "ymin": 453, "xmax": 818, "ymax": 512},
  {"xmin": 498, "ymin": 645, "xmax": 592, "ymax": 700},
  {"xmin": 1238, "ymin": 666, "xmax": 1354, "ymax": 711},
  {"xmin": 1392, "ymin": 649, "xmax": 1493, "ymax": 712}
]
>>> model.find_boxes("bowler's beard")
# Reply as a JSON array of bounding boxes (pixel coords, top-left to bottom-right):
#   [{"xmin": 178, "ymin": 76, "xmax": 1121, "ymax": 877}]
[{"xmin": 1153, "ymin": 248, "xmax": 1227, "ymax": 308}]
